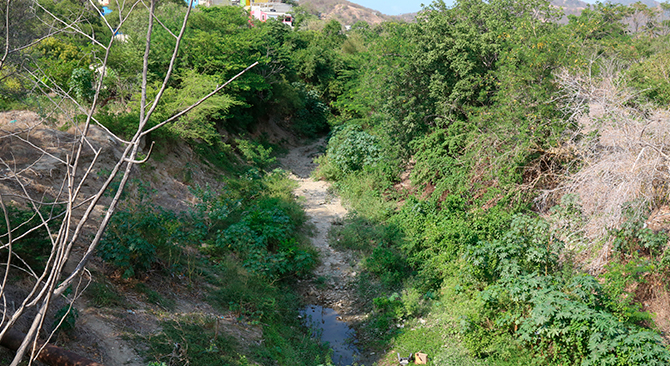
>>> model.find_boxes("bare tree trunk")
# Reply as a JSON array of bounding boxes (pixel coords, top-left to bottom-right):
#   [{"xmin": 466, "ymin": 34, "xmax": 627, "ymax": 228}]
[
  {"xmin": 1, "ymin": 329, "xmax": 103, "ymax": 366},
  {"xmin": 0, "ymin": 0, "xmax": 258, "ymax": 364}
]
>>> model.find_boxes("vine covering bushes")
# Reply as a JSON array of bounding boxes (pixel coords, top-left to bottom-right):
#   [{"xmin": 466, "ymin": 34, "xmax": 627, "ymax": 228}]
[
  {"xmin": 5, "ymin": 0, "xmax": 670, "ymax": 363},
  {"xmin": 314, "ymin": 0, "xmax": 670, "ymax": 364}
]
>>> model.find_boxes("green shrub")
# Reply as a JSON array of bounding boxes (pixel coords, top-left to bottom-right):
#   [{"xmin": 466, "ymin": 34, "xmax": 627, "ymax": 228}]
[
  {"xmin": 235, "ymin": 139, "xmax": 276, "ymax": 172},
  {"xmin": 322, "ymin": 125, "xmax": 383, "ymax": 179},
  {"xmin": 68, "ymin": 67, "xmax": 95, "ymax": 103},
  {"xmin": 208, "ymin": 259, "xmax": 281, "ymax": 322},
  {"xmin": 52, "ymin": 304, "xmax": 78, "ymax": 334},
  {"xmin": 191, "ymin": 140, "xmax": 242, "ymax": 173},
  {"xmin": 601, "ymin": 257, "xmax": 654, "ymax": 324},
  {"xmin": 94, "ymin": 111, "xmax": 142, "ymax": 140},
  {"xmin": 628, "ymin": 50, "xmax": 670, "ymax": 105},
  {"xmin": 98, "ymin": 200, "xmax": 188, "ymax": 278},
  {"xmin": 391, "ymin": 195, "xmax": 512, "ymax": 291},
  {"xmin": 364, "ymin": 246, "xmax": 410, "ymax": 288},
  {"xmin": 0, "ymin": 205, "xmax": 61, "ymax": 271},
  {"xmin": 192, "ymin": 171, "xmax": 316, "ymax": 279},
  {"xmin": 215, "ymin": 203, "xmax": 315, "ymax": 278},
  {"xmin": 462, "ymin": 214, "xmax": 670, "ymax": 365},
  {"xmin": 369, "ymin": 293, "xmax": 403, "ymax": 338},
  {"xmin": 610, "ymin": 200, "xmax": 668, "ymax": 256},
  {"xmin": 328, "ymin": 214, "xmax": 403, "ymax": 253},
  {"xmin": 333, "ymin": 171, "xmax": 396, "ymax": 221},
  {"xmin": 467, "ymin": 214, "xmax": 563, "ymax": 283},
  {"xmin": 189, "ymin": 185, "xmax": 240, "ymax": 236},
  {"xmin": 292, "ymin": 82, "xmax": 329, "ymax": 137}
]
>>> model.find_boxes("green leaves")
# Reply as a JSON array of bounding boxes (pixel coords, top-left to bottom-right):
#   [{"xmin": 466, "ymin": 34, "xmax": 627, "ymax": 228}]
[
  {"xmin": 0, "ymin": 204, "xmax": 62, "ymax": 272},
  {"xmin": 291, "ymin": 82, "xmax": 329, "ymax": 137},
  {"xmin": 68, "ymin": 68, "xmax": 95, "ymax": 103},
  {"xmin": 98, "ymin": 204, "xmax": 177, "ymax": 278},
  {"xmin": 216, "ymin": 204, "xmax": 315, "ymax": 278},
  {"xmin": 468, "ymin": 215, "xmax": 563, "ymax": 283},
  {"xmin": 458, "ymin": 213, "xmax": 670, "ymax": 365},
  {"xmin": 321, "ymin": 125, "xmax": 383, "ymax": 179},
  {"xmin": 235, "ymin": 139, "xmax": 276, "ymax": 171}
]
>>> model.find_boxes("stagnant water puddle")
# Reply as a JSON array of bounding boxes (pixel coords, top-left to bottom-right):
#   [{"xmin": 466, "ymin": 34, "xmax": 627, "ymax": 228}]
[{"xmin": 301, "ymin": 305, "xmax": 361, "ymax": 366}]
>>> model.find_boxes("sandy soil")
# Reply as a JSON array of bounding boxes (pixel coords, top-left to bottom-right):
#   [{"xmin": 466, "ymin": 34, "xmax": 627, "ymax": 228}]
[{"xmin": 279, "ymin": 139, "xmax": 351, "ymax": 280}]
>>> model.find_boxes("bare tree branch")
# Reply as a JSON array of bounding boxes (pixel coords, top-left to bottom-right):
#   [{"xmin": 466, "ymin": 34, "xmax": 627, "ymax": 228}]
[{"xmin": 0, "ymin": 0, "xmax": 260, "ymax": 363}]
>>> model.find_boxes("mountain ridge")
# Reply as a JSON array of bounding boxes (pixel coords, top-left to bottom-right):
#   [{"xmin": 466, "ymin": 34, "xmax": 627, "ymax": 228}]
[
  {"xmin": 298, "ymin": 0, "xmax": 415, "ymax": 24},
  {"xmin": 298, "ymin": 0, "xmax": 664, "ymax": 25}
]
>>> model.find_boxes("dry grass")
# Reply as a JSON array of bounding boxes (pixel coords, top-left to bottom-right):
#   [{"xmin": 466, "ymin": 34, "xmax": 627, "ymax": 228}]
[{"xmin": 540, "ymin": 60, "xmax": 670, "ymax": 272}]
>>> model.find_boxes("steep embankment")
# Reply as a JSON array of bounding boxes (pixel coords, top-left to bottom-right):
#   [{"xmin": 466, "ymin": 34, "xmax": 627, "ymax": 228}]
[{"xmin": 0, "ymin": 110, "xmax": 252, "ymax": 365}]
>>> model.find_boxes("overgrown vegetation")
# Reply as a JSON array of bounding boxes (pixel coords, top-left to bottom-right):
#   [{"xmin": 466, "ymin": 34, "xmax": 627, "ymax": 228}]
[
  {"xmin": 0, "ymin": 204, "xmax": 63, "ymax": 272},
  {"xmin": 4, "ymin": 0, "xmax": 670, "ymax": 364},
  {"xmin": 94, "ymin": 166, "xmax": 327, "ymax": 364},
  {"xmin": 313, "ymin": 0, "xmax": 670, "ymax": 364}
]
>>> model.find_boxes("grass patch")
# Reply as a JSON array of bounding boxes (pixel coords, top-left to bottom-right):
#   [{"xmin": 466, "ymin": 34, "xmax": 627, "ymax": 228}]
[
  {"xmin": 328, "ymin": 214, "xmax": 402, "ymax": 253},
  {"xmin": 205, "ymin": 259, "xmax": 332, "ymax": 365},
  {"xmin": 142, "ymin": 314, "xmax": 246, "ymax": 366},
  {"xmin": 134, "ymin": 283, "xmax": 176, "ymax": 311},
  {"xmin": 333, "ymin": 172, "xmax": 396, "ymax": 221},
  {"xmin": 88, "ymin": 280, "xmax": 124, "ymax": 308},
  {"xmin": 207, "ymin": 259, "xmax": 281, "ymax": 322},
  {"xmin": 192, "ymin": 140, "xmax": 244, "ymax": 174}
]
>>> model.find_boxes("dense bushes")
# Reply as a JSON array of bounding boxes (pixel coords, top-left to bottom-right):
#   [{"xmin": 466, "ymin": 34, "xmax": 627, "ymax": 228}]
[
  {"xmin": 216, "ymin": 204, "xmax": 315, "ymax": 277},
  {"xmin": 291, "ymin": 83, "xmax": 330, "ymax": 137},
  {"xmin": 628, "ymin": 49, "xmax": 670, "ymax": 105},
  {"xmin": 97, "ymin": 186, "xmax": 195, "ymax": 278},
  {"xmin": 316, "ymin": 0, "xmax": 670, "ymax": 364},
  {"xmin": 98, "ymin": 170, "xmax": 316, "ymax": 280},
  {"xmin": 318, "ymin": 125, "xmax": 383, "ymax": 180},
  {"xmin": 463, "ymin": 215, "xmax": 670, "ymax": 364}
]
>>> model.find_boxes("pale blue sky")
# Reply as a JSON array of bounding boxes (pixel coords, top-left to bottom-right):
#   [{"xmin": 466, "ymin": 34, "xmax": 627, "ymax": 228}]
[{"xmin": 351, "ymin": 0, "xmax": 434, "ymax": 15}]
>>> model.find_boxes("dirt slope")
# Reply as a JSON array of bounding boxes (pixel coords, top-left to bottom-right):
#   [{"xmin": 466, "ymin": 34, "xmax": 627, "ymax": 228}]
[{"xmin": 299, "ymin": 0, "xmax": 415, "ymax": 24}]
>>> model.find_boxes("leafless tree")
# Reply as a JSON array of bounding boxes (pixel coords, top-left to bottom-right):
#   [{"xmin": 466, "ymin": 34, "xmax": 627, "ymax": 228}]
[
  {"xmin": 541, "ymin": 54, "xmax": 670, "ymax": 273},
  {"xmin": 0, "ymin": 0, "xmax": 257, "ymax": 364}
]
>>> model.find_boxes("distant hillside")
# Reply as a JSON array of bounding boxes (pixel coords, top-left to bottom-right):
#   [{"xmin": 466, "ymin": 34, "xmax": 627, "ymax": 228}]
[
  {"xmin": 615, "ymin": 0, "xmax": 660, "ymax": 7},
  {"xmin": 298, "ymin": 0, "xmax": 415, "ymax": 25},
  {"xmin": 551, "ymin": 0, "xmax": 589, "ymax": 16},
  {"xmin": 551, "ymin": 0, "xmax": 663, "ymax": 17},
  {"xmin": 298, "ymin": 0, "xmax": 662, "ymax": 26}
]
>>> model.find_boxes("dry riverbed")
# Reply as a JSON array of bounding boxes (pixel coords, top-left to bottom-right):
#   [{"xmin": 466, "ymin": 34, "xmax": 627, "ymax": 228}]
[{"xmin": 280, "ymin": 139, "xmax": 377, "ymax": 366}]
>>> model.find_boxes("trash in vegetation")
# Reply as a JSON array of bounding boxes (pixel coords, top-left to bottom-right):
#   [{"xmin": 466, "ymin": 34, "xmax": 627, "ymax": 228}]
[
  {"xmin": 397, "ymin": 353, "xmax": 413, "ymax": 365},
  {"xmin": 415, "ymin": 352, "xmax": 428, "ymax": 364}
]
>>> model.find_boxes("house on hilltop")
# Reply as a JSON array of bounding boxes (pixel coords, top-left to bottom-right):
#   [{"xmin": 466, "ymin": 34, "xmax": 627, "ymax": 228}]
[
  {"xmin": 246, "ymin": 1, "xmax": 294, "ymax": 26},
  {"xmin": 179, "ymin": 0, "xmax": 294, "ymax": 26},
  {"xmin": 199, "ymin": 0, "xmax": 244, "ymax": 7}
]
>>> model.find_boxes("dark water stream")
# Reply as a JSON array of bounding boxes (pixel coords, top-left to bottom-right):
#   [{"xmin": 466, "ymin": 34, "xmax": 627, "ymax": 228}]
[{"xmin": 301, "ymin": 305, "xmax": 360, "ymax": 366}]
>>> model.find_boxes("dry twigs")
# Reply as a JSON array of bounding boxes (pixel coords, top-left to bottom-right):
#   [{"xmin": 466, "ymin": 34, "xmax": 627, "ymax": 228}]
[
  {"xmin": 541, "ymin": 57, "xmax": 670, "ymax": 272},
  {"xmin": 0, "ymin": 1, "xmax": 257, "ymax": 364}
]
